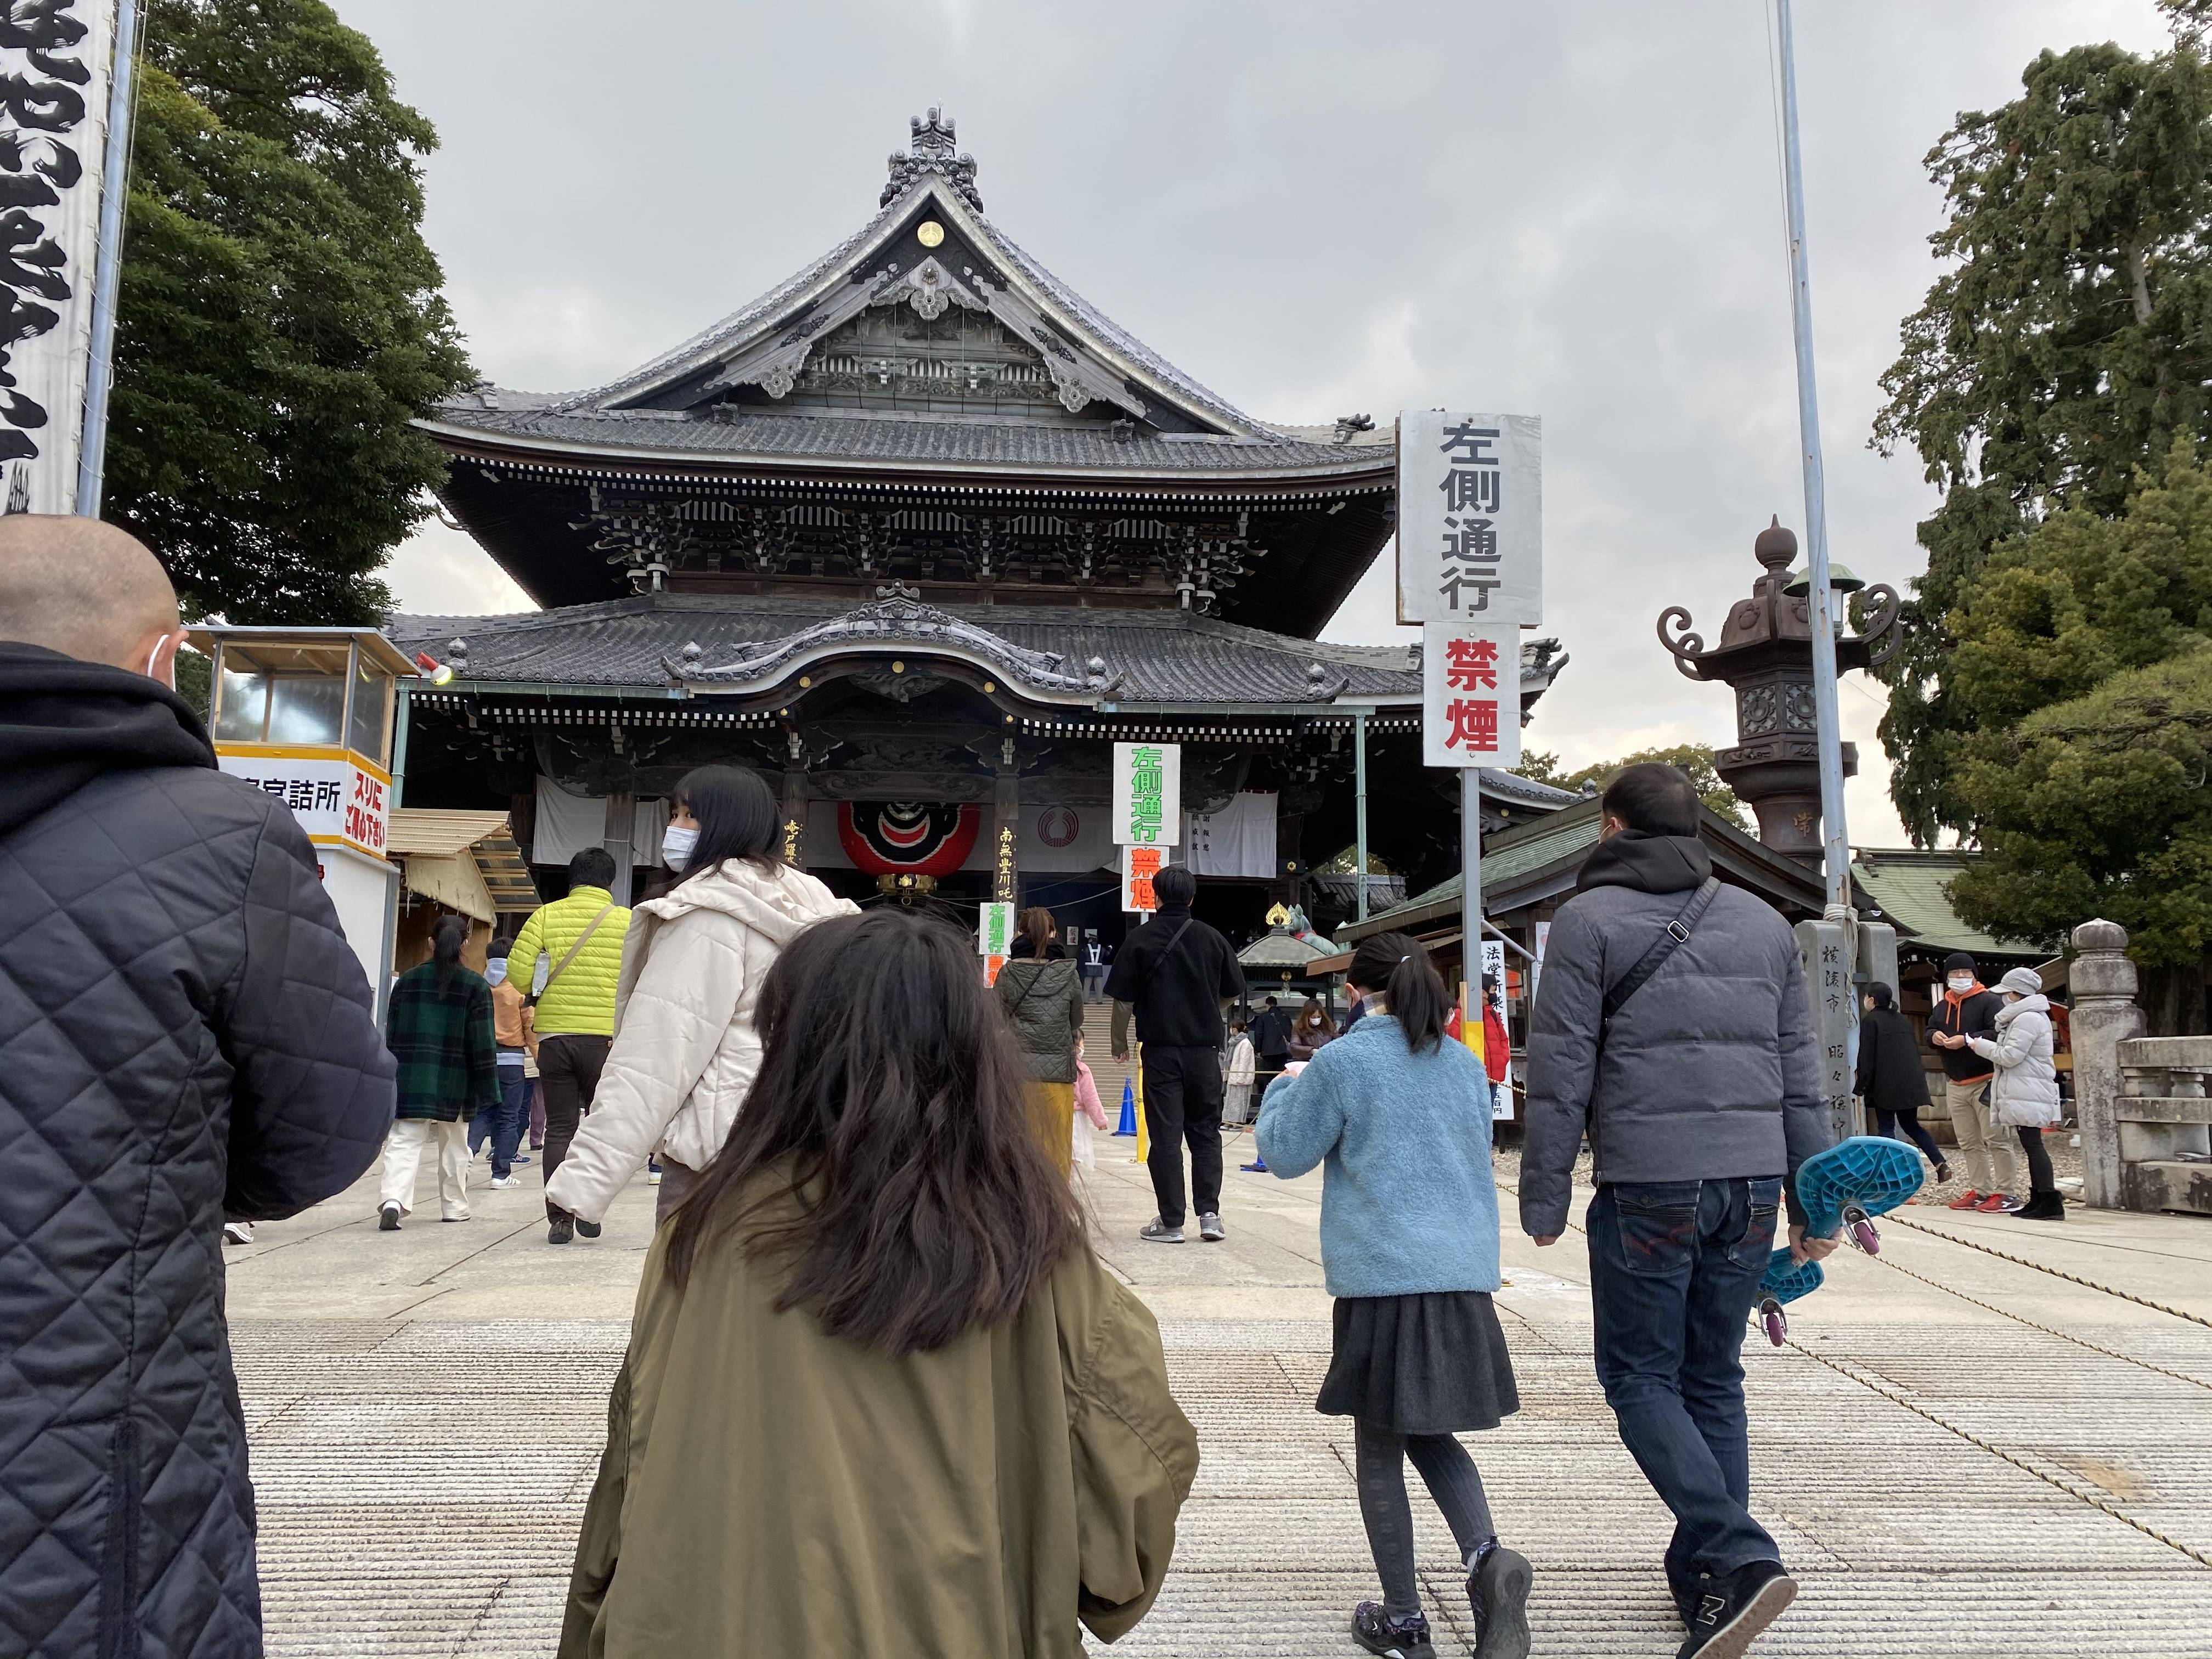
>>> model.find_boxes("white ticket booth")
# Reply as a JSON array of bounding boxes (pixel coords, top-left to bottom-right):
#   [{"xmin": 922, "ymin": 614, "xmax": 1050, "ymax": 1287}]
[{"xmin": 189, "ymin": 626, "xmax": 417, "ymax": 1021}]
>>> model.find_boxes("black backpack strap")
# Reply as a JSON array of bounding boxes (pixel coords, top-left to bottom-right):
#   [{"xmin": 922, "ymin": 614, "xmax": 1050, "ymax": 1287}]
[{"xmin": 1601, "ymin": 877, "xmax": 1722, "ymax": 1025}]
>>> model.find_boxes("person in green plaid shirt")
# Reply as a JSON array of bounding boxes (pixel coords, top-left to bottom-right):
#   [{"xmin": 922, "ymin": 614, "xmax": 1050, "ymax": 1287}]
[{"xmin": 378, "ymin": 915, "xmax": 501, "ymax": 1228}]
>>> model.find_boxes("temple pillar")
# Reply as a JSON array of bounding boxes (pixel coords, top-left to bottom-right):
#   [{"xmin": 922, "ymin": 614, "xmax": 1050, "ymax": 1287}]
[
  {"xmin": 781, "ymin": 766, "xmax": 806, "ymax": 866},
  {"xmin": 601, "ymin": 790, "xmax": 635, "ymax": 906},
  {"xmin": 994, "ymin": 737, "xmax": 1019, "ymax": 904}
]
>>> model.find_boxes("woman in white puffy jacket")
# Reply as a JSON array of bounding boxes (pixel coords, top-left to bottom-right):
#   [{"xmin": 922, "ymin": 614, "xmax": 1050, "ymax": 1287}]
[
  {"xmin": 1968, "ymin": 965, "xmax": 2065, "ymax": 1221},
  {"xmin": 544, "ymin": 766, "xmax": 856, "ymax": 1228}
]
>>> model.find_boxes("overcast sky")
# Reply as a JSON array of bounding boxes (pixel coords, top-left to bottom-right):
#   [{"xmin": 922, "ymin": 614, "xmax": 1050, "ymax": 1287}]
[{"xmin": 353, "ymin": 0, "xmax": 2171, "ymax": 849}]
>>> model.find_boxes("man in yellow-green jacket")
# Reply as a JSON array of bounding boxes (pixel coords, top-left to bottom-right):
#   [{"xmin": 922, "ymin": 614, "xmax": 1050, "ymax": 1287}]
[{"xmin": 508, "ymin": 849, "xmax": 633, "ymax": 1244}]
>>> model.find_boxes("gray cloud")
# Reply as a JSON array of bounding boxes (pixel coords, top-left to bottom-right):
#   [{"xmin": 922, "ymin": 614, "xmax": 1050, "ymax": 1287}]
[{"xmin": 359, "ymin": 0, "xmax": 2170, "ymax": 845}]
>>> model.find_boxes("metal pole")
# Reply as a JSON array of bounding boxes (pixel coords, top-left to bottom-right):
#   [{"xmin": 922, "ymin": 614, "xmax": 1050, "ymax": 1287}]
[
  {"xmin": 1354, "ymin": 710, "xmax": 1370, "ymax": 923},
  {"xmin": 75, "ymin": 0, "xmax": 143, "ymax": 518},
  {"xmin": 389, "ymin": 682, "xmax": 412, "ymax": 810},
  {"xmin": 1461, "ymin": 767, "xmax": 1483, "ymax": 1010},
  {"xmin": 1774, "ymin": 0, "xmax": 1851, "ymax": 913}
]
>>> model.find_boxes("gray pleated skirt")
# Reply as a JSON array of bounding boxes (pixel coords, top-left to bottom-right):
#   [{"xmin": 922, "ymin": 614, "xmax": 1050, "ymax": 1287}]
[{"xmin": 1318, "ymin": 1290, "xmax": 1520, "ymax": 1434}]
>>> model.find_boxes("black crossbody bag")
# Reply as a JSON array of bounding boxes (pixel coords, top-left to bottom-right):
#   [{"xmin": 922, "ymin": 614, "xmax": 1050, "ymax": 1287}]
[{"xmin": 1586, "ymin": 877, "xmax": 1721, "ymax": 1171}]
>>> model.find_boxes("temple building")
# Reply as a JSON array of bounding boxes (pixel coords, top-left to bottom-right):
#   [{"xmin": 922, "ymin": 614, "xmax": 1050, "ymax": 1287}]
[{"xmin": 391, "ymin": 111, "xmax": 1570, "ymax": 945}]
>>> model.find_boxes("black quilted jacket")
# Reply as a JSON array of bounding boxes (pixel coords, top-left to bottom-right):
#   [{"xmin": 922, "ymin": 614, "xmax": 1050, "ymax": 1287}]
[{"xmin": 0, "ymin": 644, "xmax": 397, "ymax": 1659}]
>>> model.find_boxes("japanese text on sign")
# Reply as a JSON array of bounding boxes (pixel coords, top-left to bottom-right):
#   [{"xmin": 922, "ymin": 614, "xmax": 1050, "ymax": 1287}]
[
  {"xmin": 1397, "ymin": 410, "xmax": 1542, "ymax": 625},
  {"xmin": 217, "ymin": 750, "xmax": 390, "ymax": 860},
  {"xmin": 1121, "ymin": 845, "xmax": 1163, "ymax": 912},
  {"xmin": 1421, "ymin": 623, "xmax": 1521, "ymax": 771},
  {"xmin": 1111, "ymin": 741, "xmax": 1181, "ymax": 847},
  {"xmin": 978, "ymin": 901, "xmax": 1014, "ymax": 958}
]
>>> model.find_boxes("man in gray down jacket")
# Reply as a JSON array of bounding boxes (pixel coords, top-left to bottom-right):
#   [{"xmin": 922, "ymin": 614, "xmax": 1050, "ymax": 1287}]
[
  {"xmin": 0, "ymin": 518, "xmax": 397, "ymax": 1659},
  {"xmin": 1520, "ymin": 763, "xmax": 1831, "ymax": 1659}
]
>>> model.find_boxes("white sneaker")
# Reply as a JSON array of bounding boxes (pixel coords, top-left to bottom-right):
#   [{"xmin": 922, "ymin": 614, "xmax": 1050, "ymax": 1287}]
[
  {"xmin": 489, "ymin": 1175, "xmax": 522, "ymax": 1189},
  {"xmin": 222, "ymin": 1221, "xmax": 253, "ymax": 1246}
]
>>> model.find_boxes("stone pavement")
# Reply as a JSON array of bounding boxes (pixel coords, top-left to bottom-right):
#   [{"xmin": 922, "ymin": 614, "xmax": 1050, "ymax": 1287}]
[{"xmin": 225, "ymin": 1127, "xmax": 2212, "ymax": 1657}]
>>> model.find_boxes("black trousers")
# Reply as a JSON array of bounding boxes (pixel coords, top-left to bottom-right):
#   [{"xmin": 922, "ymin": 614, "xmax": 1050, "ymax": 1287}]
[
  {"xmin": 1141, "ymin": 1043, "xmax": 1225, "ymax": 1227},
  {"xmin": 2017, "ymin": 1125, "xmax": 2055, "ymax": 1193},
  {"xmin": 538, "ymin": 1033, "xmax": 610, "ymax": 1221}
]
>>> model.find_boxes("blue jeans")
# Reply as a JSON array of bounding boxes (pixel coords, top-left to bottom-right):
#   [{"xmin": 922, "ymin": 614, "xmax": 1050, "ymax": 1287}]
[
  {"xmin": 470, "ymin": 1062, "xmax": 531, "ymax": 1180},
  {"xmin": 1587, "ymin": 1177, "xmax": 1784, "ymax": 1595}
]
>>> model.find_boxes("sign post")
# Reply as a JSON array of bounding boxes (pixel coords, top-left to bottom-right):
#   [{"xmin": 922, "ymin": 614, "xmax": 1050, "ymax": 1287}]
[{"xmin": 1401, "ymin": 410, "xmax": 1542, "ymax": 1077}]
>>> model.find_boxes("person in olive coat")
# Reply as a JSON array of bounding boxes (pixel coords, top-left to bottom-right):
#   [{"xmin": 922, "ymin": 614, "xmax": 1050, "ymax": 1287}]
[
  {"xmin": 1855, "ymin": 983, "xmax": 1948, "ymax": 1183},
  {"xmin": 562, "ymin": 910, "xmax": 1197, "ymax": 1658},
  {"xmin": 995, "ymin": 906, "xmax": 1088, "ymax": 1173}
]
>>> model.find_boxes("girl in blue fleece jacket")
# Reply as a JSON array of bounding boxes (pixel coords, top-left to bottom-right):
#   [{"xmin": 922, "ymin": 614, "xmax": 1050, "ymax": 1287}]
[{"xmin": 1257, "ymin": 932, "xmax": 1530, "ymax": 1659}]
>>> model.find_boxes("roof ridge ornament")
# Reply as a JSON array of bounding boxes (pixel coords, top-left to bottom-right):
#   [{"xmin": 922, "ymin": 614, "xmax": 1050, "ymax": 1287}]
[
  {"xmin": 883, "ymin": 108, "xmax": 983, "ymax": 212},
  {"xmin": 667, "ymin": 588, "xmax": 1121, "ymax": 700}
]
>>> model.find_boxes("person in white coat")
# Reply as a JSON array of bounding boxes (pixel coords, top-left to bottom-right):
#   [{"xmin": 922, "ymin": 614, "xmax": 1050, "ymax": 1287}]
[
  {"xmin": 1969, "ymin": 966, "xmax": 2066, "ymax": 1221},
  {"xmin": 544, "ymin": 765, "xmax": 856, "ymax": 1228}
]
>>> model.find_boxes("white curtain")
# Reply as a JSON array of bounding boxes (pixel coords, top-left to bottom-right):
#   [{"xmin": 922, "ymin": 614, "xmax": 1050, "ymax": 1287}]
[
  {"xmin": 1182, "ymin": 792, "xmax": 1277, "ymax": 878},
  {"xmin": 532, "ymin": 776, "xmax": 603, "ymax": 865}
]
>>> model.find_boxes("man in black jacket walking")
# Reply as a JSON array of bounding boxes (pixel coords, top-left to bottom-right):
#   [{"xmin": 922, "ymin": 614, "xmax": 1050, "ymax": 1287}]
[
  {"xmin": 0, "ymin": 517, "xmax": 397, "ymax": 1659},
  {"xmin": 1522, "ymin": 764, "xmax": 1831, "ymax": 1659},
  {"xmin": 1108, "ymin": 864, "xmax": 1246, "ymax": 1244}
]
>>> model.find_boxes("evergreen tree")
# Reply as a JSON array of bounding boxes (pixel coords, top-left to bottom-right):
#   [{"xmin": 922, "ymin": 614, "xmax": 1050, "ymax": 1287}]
[
  {"xmin": 1942, "ymin": 444, "xmax": 2212, "ymax": 1027},
  {"xmin": 1871, "ymin": 6, "xmax": 2212, "ymax": 841},
  {"xmin": 107, "ymin": 0, "xmax": 473, "ymax": 624},
  {"xmin": 1519, "ymin": 743, "xmax": 1749, "ymax": 831}
]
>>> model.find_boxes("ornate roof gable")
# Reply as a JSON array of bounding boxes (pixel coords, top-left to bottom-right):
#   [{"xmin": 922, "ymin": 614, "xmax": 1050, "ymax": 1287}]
[
  {"xmin": 556, "ymin": 111, "xmax": 1272, "ymax": 439},
  {"xmin": 665, "ymin": 583, "xmax": 1122, "ymax": 702}
]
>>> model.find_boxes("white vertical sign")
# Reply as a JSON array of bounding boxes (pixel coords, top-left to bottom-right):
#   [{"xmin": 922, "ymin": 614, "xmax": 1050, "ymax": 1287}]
[
  {"xmin": 1397, "ymin": 410, "xmax": 1542, "ymax": 625},
  {"xmin": 1422, "ymin": 622, "xmax": 1522, "ymax": 771},
  {"xmin": 0, "ymin": 2, "xmax": 119, "ymax": 514},
  {"xmin": 1479, "ymin": 938, "xmax": 1513, "ymax": 1120},
  {"xmin": 1111, "ymin": 741, "xmax": 1181, "ymax": 847}
]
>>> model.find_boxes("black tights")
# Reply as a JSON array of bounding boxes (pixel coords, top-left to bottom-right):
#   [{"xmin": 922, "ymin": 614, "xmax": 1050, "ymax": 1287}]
[
  {"xmin": 2017, "ymin": 1126, "xmax": 2054, "ymax": 1193},
  {"xmin": 1353, "ymin": 1420, "xmax": 1496, "ymax": 1618},
  {"xmin": 1877, "ymin": 1109, "xmax": 1944, "ymax": 1169}
]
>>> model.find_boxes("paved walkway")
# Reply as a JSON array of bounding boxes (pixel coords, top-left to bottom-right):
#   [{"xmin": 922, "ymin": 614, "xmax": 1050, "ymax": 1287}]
[{"xmin": 227, "ymin": 1128, "xmax": 2212, "ymax": 1656}]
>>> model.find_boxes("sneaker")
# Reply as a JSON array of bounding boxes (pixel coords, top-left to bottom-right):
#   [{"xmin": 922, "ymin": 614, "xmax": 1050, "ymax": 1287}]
[
  {"xmin": 489, "ymin": 1175, "xmax": 522, "ymax": 1189},
  {"xmin": 1239, "ymin": 1158, "xmax": 1269, "ymax": 1172},
  {"xmin": 222, "ymin": 1221, "xmax": 254, "ymax": 1246},
  {"xmin": 511, "ymin": 1154, "xmax": 532, "ymax": 1166},
  {"xmin": 1139, "ymin": 1217, "xmax": 1185, "ymax": 1244},
  {"xmin": 1352, "ymin": 1601, "xmax": 1436, "ymax": 1659},
  {"xmin": 1974, "ymin": 1193, "xmax": 2012, "ymax": 1214},
  {"xmin": 575, "ymin": 1218, "xmax": 602, "ymax": 1239},
  {"xmin": 1677, "ymin": 1560, "xmax": 1796, "ymax": 1658},
  {"xmin": 646, "ymin": 1162, "xmax": 663, "ymax": 1187},
  {"xmin": 1198, "ymin": 1212, "xmax": 1226, "ymax": 1243},
  {"xmin": 1469, "ymin": 1543, "xmax": 1532, "ymax": 1659},
  {"xmin": 548, "ymin": 1218, "xmax": 573, "ymax": 1245},
  {"xmin": 1946, "ymin": 1189, "xmax": 1983, "ymax": 1210},
  {"xmin": 377, "ymin": 1202, "xmax": 402, "ymax": 1232}
]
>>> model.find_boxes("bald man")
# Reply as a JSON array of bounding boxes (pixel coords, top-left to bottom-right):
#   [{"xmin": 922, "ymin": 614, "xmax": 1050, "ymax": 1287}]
[{"xmin": 0, "ymin": 515, "xmax": 395, "ymax": 1659}]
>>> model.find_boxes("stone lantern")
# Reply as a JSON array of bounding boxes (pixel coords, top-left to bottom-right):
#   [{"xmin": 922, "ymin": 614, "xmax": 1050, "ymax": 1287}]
[{"xmin": 1656, "ymin": 518, "xmax": 1900, "ymax": 862}]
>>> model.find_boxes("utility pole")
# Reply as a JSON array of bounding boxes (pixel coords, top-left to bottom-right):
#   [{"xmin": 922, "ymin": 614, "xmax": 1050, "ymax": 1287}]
[
  {"xmin": 75, "ymin": 0, "xmax": 143, "ymax": 518},
  {"xmin": 1774, "ymin": 0, "xmax": 1851, "ymax": 913}
]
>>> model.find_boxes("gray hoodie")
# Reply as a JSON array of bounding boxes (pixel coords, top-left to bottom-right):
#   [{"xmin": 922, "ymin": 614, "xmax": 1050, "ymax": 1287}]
[{"xmin": 1519, "ymin": 831, "xmax": 1828, "ymax": 1238}]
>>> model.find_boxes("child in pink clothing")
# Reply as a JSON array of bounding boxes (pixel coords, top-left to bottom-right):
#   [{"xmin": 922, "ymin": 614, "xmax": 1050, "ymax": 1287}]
[{"xmin": 1072, "ymin": 1036, "xmax": 1109, "ymax": 1173}]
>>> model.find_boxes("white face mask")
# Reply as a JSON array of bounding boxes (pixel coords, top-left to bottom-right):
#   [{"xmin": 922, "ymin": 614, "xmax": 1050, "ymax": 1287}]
[
  {"xmin": 1947, "ymin": 974, "xmax": 1974, "ymax": 992},
  {"xmin": 661, "ymin": 824, "xmax": 700, "ymax": 871}
]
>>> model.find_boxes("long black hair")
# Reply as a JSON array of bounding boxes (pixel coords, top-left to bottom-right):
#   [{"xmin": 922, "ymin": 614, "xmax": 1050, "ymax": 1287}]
[
  {"xmin": 429, "ymin": 912, "xmax": 469, "ymax": 996},
  {"xmin": 663, "ymin": 764, "xmax": 780, "ymax": 890},
  {"xmin": 661, "ymin": 907, "xmax": 1085, "ymax": 1354},
  {"xmin": 1345, "ymin": 930, "xmax": 1451, "ymax": 1053}
]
